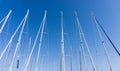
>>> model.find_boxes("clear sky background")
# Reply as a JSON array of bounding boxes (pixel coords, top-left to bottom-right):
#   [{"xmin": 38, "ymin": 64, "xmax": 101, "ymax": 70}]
[{"xmin": 0, "ymin": 0, "xmax": 120, "ymax": 71}]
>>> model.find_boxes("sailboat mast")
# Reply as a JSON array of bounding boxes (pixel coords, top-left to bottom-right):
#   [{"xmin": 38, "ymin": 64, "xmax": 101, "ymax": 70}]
[
  {"xmin": 26, "ymin": 37, "xmax": 32, "ymax": 71},
  {"xmin": 76, "ymin": 18, "xmax": 88, "ymax": 71},
  {"xmin": 75, "ymin": 11, "xmax": 96, "ymax": 71},
  {"xmin": 9, "ymin": 10, "xmax": 29, "ymax": 71},
  {"xmin": 93, "ymin": 15, "xmax": 113, "ymax": 71},
  {"xmin": 0, "ymin": 10, "xmax": 12, "ymax": 33},
  {"xmin": 2, "ymin": 40, "xmax": 12, "ymax": 70},
  {"xmin": 79, "ymin": 47, "xmax": 88, "ymax": 71},
  {"xmin": 77, "ymin": 16, "xmax": 88, "ymax": 71},
  {"xmin": 23, "ymin": 10, "xmax": 47, "ymax": 71},
  {"xmin": 0, "ymin": 13, "xmax": 25, "ymax": 60},
  {"xmin": 26, "ymin": 37, "xmax": 32, "ymax": 63},
  {"xmin": 93, "ymin": 15, "xmax": 120, "ymax": 56},
  {"xmin": 60, "ymin": 11, "xmax": 65, "ymax": 71},
  {"xmin": 35, "ymin": 10, "xmax": 46, "ymax": 71}
]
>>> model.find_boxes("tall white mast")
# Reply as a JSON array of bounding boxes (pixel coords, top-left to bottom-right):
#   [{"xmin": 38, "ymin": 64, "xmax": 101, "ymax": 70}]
[
  {"xmin": 9, "ymin": 10, "xmax": 29, "ymax": 71},
  {"xmin": 23, "ymin": 10, "xmax": 47, "ymax": 71},
  {"xmin": 75, "ymin": 11, "xmax": 96, "ymax": 71},
  {"xmin": 26, "ymin": 37, "xmax": 32, "ymax": 71},
  {"xmin": 77, "ymin": 17, "xmax": 88, "ymax": 71},
  {"xmin": 79, "ymin": 48, "xmax": 88, "ymax": 71},
  {"xmin": 0, "ymin": 10, "xmax": 12, "ymax": 33},
  {"xmin": 93, "ymin": 15, "xmax": 113, "ymax": 71},
  {"xmin": 35, "ymin": 10, "xmax": 46, "ymax": 71},
  {"xmin": 2, "ymin": 40, "xmax": 12, "ymax": 70},
  {"xmin": 81, "ymin": 45, "xmax": 88, "ymax": 71},
  {"xmin": 0, "ymin": 12, "xmax": 25, "ymax": 60},
  {"xmin": 27, "ymin": 37, "xmax": 32, "ymax": 61},
  {"xmin": 60, "ymin": 11, "xmax": 65, "ymax": 71}
]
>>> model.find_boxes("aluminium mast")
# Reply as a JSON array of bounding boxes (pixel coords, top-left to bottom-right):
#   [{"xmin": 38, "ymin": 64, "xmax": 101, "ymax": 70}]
[
  {"xmin": 23, "ymin": 10, "xmax": 47, "ymax": 71},
  {"xmin": 75, "ymin": 11, "xmax": 96, "ymax": 71},
  {"xmin": 0, "ymin": 10, "xmax": 12, "ymax": 33},
  {"xmin": 35, "ymin": 10, "xmax": 46, "ymax": 71},
  {"xmin": 9, "ymin": 10, "xmax": 29, "ymax": 71},
  {"xmin": 92, "ymin": 15, "xmax": 113, "ymax": 71},
  {"xmin": 60, "ymin": 11, "xmax": 65, "ymax": 71}
]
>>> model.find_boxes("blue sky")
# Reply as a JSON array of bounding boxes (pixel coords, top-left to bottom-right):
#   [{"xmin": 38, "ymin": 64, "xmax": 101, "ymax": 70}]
[{"xmin": 0, "ymin": 0, "xmax": 120, "ymax": 71}]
